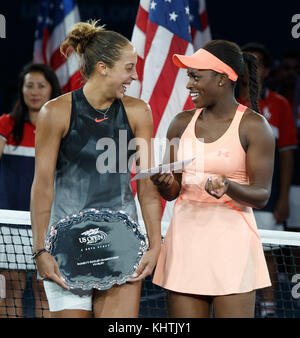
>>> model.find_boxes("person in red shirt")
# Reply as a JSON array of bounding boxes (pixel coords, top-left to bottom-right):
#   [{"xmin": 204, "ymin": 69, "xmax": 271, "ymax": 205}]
[
  {"xmin": 276, "ymin": 52, "xmax": 300, "ymax": 230},
  {"xmin": 238, "ymin": 43, "xmax": 298, "ymax": 317},
  {"xmin": 0, "ymin": 63, "xmax": 61, "ymax": 318},
  {"xmin": 277, "ymin": 51, "xmax": 300, "ymax": 127}
]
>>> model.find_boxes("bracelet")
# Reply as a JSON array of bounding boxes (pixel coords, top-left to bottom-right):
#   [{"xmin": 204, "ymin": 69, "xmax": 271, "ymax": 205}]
[{"xmin": 32, "ymin": 248, "xmax": 47, "ymax": 260}]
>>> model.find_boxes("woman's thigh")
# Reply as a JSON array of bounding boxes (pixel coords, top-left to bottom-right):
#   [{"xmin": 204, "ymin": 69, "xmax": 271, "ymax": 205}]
[
  {"xmin": 213, "ymin": 290, "xmax": 256, "ymax": 318},
  {"xmin": 167, "ymin": 291, "xmax": 212, "ymax": 318},
  {"xmin": 93, "ymin": 281, "xmax": 142, "ymax": 318},
  {"xmin": 50, "ymin": 309, "xmax": 91, "ymax": 318}
]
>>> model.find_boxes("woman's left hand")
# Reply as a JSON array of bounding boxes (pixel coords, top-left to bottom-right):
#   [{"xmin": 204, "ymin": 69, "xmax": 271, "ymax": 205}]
[
  {"xmin": 205, "ymin": 175, "xmax": 229, "ymax": 199},
  {"xmin": 127, "ymin": 246, "xmax": 161, "ymax": 282}
]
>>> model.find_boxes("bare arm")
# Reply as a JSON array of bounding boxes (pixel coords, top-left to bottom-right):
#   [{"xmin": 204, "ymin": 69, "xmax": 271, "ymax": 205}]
[
  {"xmin": 278, "ymin": 149, "xmax": 294, "ymax": 203},
  {"xmin": 206, "ymin": 110, "xmax": 275, "ymax": 209},
  {"xmin": 150, "ymin": 112, "xmax": 192, "ymax": 200},
  {"xmin": 0, "ymin": 137, "xmax": 6, "ymax": 158},
  {"xmin": 124, "ymin": 98, "xmax": 162, "ymax": 281},
  {"xmin": 30, "ymin": 95, "xmax": 71, "ymax": 289},
  {"xmin": 274, "ymin": 148, "xmax": 294, "ymax": 223}
]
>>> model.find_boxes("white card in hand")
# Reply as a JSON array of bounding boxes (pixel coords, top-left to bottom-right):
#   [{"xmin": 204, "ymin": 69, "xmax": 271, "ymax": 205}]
[{"xmin": 131, "ymin": 157, "xmax": 195, "ymax": 181}]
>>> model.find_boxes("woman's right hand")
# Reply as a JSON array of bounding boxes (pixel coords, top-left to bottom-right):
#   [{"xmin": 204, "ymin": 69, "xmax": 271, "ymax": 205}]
[
  {"xmin": 150, "ymin": 171, "xmax": 181, "ymax": 201},
  {"xmin": 35, "ymin": 252, "xmax": 69, "ymax": 290},
  {"xmin": 150, "ymin": 172, "xmax": 175, "ymax": 190}
]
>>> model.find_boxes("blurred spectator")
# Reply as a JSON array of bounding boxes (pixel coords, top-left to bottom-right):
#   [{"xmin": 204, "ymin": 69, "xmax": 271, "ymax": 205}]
[
  {"xmin": 276, "ymin": 51, "xmax": 300, "ymax": 127},
  {"xmin": 237, "ymin": 43, "xmax": 298, "ymax": 317},
  {"xmin": 276, "ymin": 51, "xmax": 300, "ymax": 230},
  {"xmin": 0, "ymin": 63, "xmax": 61, "ymax": 317}
]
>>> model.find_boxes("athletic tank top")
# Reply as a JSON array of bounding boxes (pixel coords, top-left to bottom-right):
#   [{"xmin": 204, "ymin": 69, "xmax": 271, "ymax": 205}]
[
  {"xmin": 178, "ymin": 104, "xmax": 249, "ymax": 204},
  {"xmin": 48, "ymin": 87, "xmax": 138, "ymax": 228}
]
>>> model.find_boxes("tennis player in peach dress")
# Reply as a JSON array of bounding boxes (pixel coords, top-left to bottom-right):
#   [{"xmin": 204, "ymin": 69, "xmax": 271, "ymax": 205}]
[{"xmin": 151, "ymin": 40, "xmax": 275, "ymax": 318}]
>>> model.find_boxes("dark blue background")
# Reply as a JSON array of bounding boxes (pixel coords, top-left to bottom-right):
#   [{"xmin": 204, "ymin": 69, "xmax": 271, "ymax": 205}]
[{"xmin": 0, "ymin": 0, "xmax": 299, "ymax": 114}]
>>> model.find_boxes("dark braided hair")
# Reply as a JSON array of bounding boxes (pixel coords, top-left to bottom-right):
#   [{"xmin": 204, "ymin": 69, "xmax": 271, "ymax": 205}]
[
  {"xmin": 241, "ymin": 42, "xmax": 272, "ymax": 68},
  {"xmin": 202, "ymin": 40, "xmax": 260, "ymax": 113},
  {"xmin": 242, "ymin": 52, "xmax": 260, "ymax": 113}
]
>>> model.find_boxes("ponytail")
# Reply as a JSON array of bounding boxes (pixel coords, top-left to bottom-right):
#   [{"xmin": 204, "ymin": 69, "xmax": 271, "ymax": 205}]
[
  {"xmin": 202, "ymin": 40, "xmax": 260, "ymax": 113},
  {"xmin": 242, "ymin": 52, "xmax": 260, "ymax": 113}
]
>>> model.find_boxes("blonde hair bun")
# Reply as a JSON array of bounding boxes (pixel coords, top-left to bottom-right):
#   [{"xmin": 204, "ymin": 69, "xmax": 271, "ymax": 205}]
[
  {"xmin": 60, "ymin": 19, "xmax": 130, "ymax": 79},
  {"xmin": 61, "ymin": 20, "xmax": 105, "ymax": 57}
]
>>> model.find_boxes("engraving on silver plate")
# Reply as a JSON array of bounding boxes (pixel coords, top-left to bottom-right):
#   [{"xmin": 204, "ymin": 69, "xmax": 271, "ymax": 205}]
[{"xmin": 45, "ymin": 209, "xmax": 148, "ymax": 290}]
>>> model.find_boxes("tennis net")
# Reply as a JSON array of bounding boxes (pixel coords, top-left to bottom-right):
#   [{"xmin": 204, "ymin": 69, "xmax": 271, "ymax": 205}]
[{"xmin": 0, "ymin": 209, "xmax": 300, "ymax": 318}]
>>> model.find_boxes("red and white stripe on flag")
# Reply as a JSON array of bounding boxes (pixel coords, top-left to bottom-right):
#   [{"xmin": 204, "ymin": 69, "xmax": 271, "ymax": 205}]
[
  {"xmin": 33, "ymin": 0, "xmax": 82, "ymax": 93},
  {"xmin": 191, "ymin": 0, "xmax": 211, "ymax": 51},
  {"xmin": 128, "ymin": 0, "xmax": 211, "ymax": 235}
]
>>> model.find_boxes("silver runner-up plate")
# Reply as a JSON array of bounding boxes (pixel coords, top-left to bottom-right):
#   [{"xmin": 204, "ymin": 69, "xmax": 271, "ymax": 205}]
[{"xmin": 45, "ymin": 208, "xmax": 149, "ymax": 290}]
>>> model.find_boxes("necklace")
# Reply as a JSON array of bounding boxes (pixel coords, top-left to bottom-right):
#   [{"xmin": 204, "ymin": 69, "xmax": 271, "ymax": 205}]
[{"xmin": 94, "ymin": 104, "xmax": 112, "ymax": 123}]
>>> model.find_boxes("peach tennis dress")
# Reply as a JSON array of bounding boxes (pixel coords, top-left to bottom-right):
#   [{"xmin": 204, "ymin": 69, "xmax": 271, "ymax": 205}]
[{"xmin": 153, "ymin": 104, "xmax": 271, "ymax": 295}]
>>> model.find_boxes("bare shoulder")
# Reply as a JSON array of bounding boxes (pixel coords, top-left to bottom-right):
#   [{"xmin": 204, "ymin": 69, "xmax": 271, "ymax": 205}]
[
  {"xmin": 122, "ymin": 96, "xmax": 153, "ymax": 136},
  {"xmin": 240, "ymin": 107, "xmax": 275, "ymax": 142},
  {"xmin": 40, "ymin": 92, "xmax": 71, "ymax": 117},
  {"xmin": 37, "ymin": 92, "xmax": 72, "ymax": 137},
  {"xmin": 167, "ymin": 109, "xmax": 196, "ymax": 139},
  {"xmin": 173, "ymin": 109, "xmax": 195, "ymax": 123},
  {"xmin": 122, "ymin": 95, "xmax": 196, "ymax": 138},
  {"xmin": 122, "ymin": 95, "xmax": 151, "ymax": 116}
]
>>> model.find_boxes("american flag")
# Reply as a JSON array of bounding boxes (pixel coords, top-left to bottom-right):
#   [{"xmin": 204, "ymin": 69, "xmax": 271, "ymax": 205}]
[
  {"xmin": 127, "ymin": 0, "xmax": 211, "ymax": 234},
  {"xmin": 33, "ymin": 0, "xmax": 82, "ymax": 93}
]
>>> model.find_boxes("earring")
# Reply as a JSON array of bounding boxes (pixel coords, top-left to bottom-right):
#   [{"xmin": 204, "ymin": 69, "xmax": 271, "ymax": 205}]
[{"xmin": 219, "ymin": 82, "xmax": 223, "ymax": 87}]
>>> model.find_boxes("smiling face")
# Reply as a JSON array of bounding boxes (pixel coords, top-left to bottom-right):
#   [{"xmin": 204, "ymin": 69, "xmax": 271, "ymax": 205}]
[
  {"xmin": 104, "ymin": 43, "xmax": 138, "ymax": 99},
  {"xmin": 186, "ymin": 68, "xmax": 221, "ymax": 108},
  {"xmin": 22, "ymin": 72, "xmax": 52, "ymax": 112}
]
